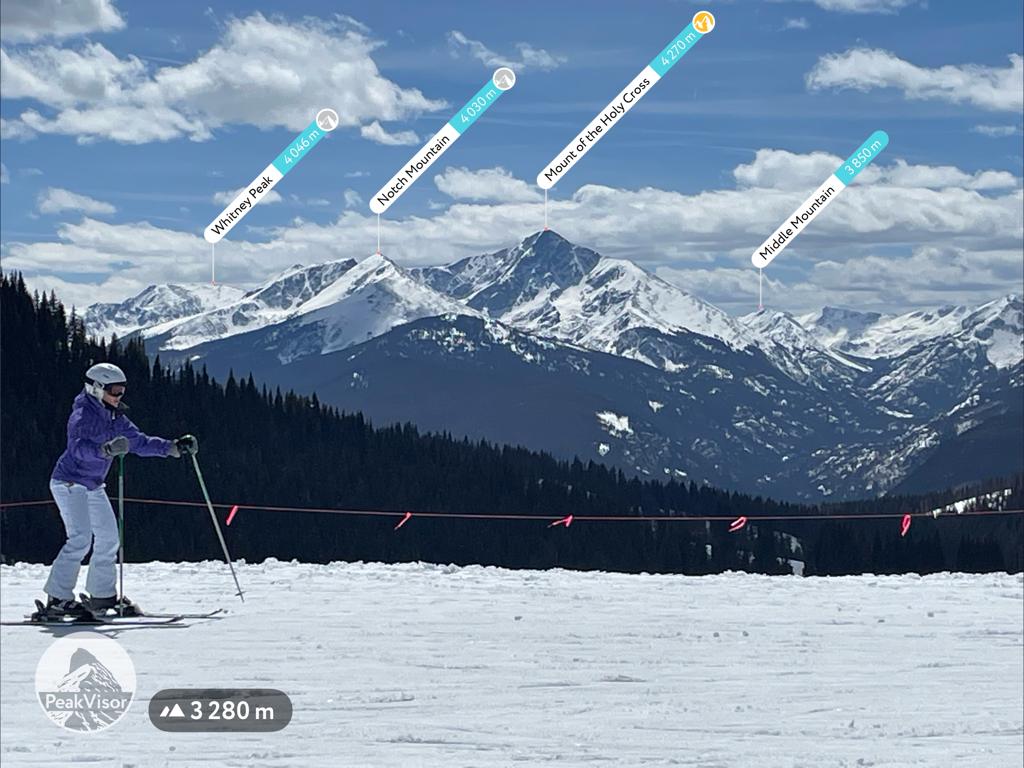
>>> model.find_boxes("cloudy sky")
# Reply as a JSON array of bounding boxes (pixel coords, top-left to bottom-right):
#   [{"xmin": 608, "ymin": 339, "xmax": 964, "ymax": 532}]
[{"xmin": 0, "ymin": 0, "xmax": 1021, "ymax": 314}]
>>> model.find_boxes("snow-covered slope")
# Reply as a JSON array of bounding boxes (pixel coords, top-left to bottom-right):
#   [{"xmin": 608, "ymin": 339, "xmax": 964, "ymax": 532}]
[
  {"xmin": 956, "ymin": 295, "xmax": 1024, "ymax": 369},
  {"xmin": 2, "ymin": 561, "xmax": 1021, "ymax": 767},
  {"xmin": 739, "ymin": 308, "xmax": 869, "ymax": 386},
  {"xmin": 145, "ymin": 254, "xmax": 478, "ymax": 366},
  {"xmin": 146, "ymin": 258, "xmax": 358, "ymax": 350},
  {"xmin": 415, "ymin": 230, "xmax": 601, "ymax": 314},
  {"xmin": 801, "ymin": 296, "xmax": 1023, "ymax": 368},
  {"xmin": 797, "ymin": 306, "xmax": 885, "ymax": 352},
  {"xmin": 284, "ymin": 253, "xmax": 477, "ymax": 359},
  {"xmin": 84, "ymin": 283, "xmax": 244, "ymax": 341},
  {"xmin": 504, "ymin": 255, "xmax": 753, "ymax": 358}
]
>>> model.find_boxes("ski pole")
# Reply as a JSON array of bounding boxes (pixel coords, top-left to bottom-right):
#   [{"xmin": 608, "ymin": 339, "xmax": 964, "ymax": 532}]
[
  {"xmin": 117, "ymin": 455, "xmax": 125, "ymax": 617},
  {"xmin": 189, "ymin": 451, "xmax": 245, "ymax": 602}
]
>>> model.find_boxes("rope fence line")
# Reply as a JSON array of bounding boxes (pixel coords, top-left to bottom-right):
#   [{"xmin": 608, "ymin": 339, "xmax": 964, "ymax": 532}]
[{"xmin": 1, "ymin": 497, "xmax": 1021, "ymax": 528}]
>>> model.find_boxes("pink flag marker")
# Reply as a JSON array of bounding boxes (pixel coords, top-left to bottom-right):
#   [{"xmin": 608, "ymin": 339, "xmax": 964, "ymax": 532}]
[
  {"xmin": 395, "ymin": 512, "xmax": 412, "ymax": 530},
  {"xmin": 226, "ymin": 505, "xmax": 239, "ymax": 526},
  {"xmin": 900, "ymin": 514, "xmax": 912, "ymax": 537},
  {"xmin": 549, "ymin": 515, "xmax": 573, "ymax": 528},
  {"xmin": 728, "ymin": 516, "xmax": 748, "ymax": 533}
]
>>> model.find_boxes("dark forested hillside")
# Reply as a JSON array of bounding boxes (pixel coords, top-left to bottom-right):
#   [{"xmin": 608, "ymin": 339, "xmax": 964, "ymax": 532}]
[{"xmin": 2, "ymin": 272, "xmax": 1021, "ymax": 574}]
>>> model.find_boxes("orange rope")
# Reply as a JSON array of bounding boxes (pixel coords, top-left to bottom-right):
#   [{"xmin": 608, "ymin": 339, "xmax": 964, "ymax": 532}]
[{"xmin": 1, "ymin": 497, "xmax": 1020, "ymax": 523}]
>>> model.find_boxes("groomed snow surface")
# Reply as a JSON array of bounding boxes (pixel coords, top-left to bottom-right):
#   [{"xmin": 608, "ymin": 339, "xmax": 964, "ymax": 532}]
[{"xmin": 1, "ymin": 561, "xmax": 1021, "ymax": 768}]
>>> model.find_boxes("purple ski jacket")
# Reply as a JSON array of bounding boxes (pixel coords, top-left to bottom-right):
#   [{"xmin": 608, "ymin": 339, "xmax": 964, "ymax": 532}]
[{"xmin": 51, "ymin": 390, "xmax": 173, "ymax": 490}]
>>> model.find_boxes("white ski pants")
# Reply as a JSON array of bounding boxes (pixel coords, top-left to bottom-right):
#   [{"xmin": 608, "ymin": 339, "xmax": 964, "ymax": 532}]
[{"xmin": 43, "ymin": 479, "xmax": 120, "ymax": 600}]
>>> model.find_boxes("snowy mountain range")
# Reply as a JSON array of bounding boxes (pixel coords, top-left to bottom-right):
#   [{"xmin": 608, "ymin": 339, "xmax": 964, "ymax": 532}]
[
  {"xmin": 83, "ymin": 230, "xmax": 1023, "ymax": 501},
  {"xmin": 85, "ymin": 283, "xmax": 245, "ymax": 341}
]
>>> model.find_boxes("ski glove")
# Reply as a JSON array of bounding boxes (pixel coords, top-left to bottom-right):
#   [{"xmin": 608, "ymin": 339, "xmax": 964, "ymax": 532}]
[
  {"xmin": 174, "ymin": 434, "xmax": 199, "ymax": 457},
  {"xmin": 101, "ymin": 436, "xmax": 130, "ymax": 458}
]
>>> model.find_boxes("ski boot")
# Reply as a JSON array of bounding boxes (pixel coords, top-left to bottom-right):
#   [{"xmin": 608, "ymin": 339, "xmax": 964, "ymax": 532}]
[
  {"xmin": 31, "ymin": 596, "xmax": 90, "ymax": 623},
  {"xmin": 80, "ymin": 593, "xmax": 143, "ymax": 617}
]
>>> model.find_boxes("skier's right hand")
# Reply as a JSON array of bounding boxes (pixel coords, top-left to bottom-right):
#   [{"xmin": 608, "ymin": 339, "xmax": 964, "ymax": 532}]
[
  {"xmin": 101, "ymin": 436, "xmax": 130, "ymax": 458},
  {"xmin": 174, "ymin": 434, "xmax": 198, "ymax": 456}
]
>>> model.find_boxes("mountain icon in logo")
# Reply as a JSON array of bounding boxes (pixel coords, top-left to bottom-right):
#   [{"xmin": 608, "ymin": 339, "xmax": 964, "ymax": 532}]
[
  {"xmin": 36, "ymin": 632, "xmax": 136, "ymax": 732},
  {"xmin": 53, "ymin": 649, "xmax": 126, "ymax": 731}
]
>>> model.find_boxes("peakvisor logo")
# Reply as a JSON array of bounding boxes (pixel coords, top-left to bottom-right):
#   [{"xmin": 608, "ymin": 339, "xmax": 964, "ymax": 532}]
[{"xmin": 35, "ymin": 631, "xmax": 136, "ymax": 732}]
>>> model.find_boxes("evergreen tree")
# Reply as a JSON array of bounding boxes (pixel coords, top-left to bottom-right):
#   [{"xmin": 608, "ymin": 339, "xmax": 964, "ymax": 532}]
[{"xmin": 0, "ymin": 270, "xmax": 1020, "ymax": 574}]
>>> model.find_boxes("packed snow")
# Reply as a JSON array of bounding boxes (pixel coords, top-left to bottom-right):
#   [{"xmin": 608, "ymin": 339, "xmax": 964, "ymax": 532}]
[{"xmin": 1, "ymin": 561, "xmax": 1021, "ymax": 767}]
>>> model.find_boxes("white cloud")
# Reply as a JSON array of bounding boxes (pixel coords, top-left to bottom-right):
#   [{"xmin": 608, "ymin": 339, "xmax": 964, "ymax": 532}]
[
  {"xmin": 0, "ymin": 163, "xmax": 8, "ymax": 184},
  {"xmin": 37, "ymin": 187, "xmax": 116, "ymax": 215},
  {"xmin": 658, "ymin": 245, "xmax": 1024, "ymax": 313},
  {"xmin": 733, "ymin": 149, "xmax": 839, "ymax": 190},
  {"xmin": 344, "ymin": 170, "xmax": 370, "ymax": 178},
  {"xmin": 22, "ymin": 272, "xmax": 153, "ymax": 310},
  {"xmin": 1, "ymin": 13, "xmax": 445, "ymax": 144},
  {"xmin": 0, "ymin": 43, "xmax": 146, "ymax": 108},
  {"xmin": 343, "ymin": 189, "xmax": 363, "ymax": 208},
  {"xmin": 19, "ymin": 105, "xmax": 208, "ymax": 144},
  {"xmin": 1, "ymin": 116, "xmax": 35, "ymax": 140},
  {"xmin": 879, "ymin": 159, "xmax": 1018, "ymax": 190},
  {"xmin": 448, "ymin": 30, "xmax": 565, "ymax": 71},
  {"xmin": 212, "ymin": 187, "xmax": 283, "ymax": 206},
  {"xmin": 434, "ymin": 166, "xmax": 543, "ymax": 203},
  {"xmin": 972, "ymin": 124, "xmax": 1021, "ymax": 138},
  {"xmin": 782, "ymin": 18, "xmax": 810, "ymax": 30},
  {"xmin": 7, "ymin": 153, "xmax": 1021, "ymax": 314},
  {"xmin": 734, "ymin": 149, "xmax": 1020, "ymax": 192},
  {"xmin": 359, "ymin": 120, "xmax": 419, "ymax": 146},
  {"xmin": 0, "ymin": 0, "xmax": 124, "ymax": 43},
  {"xmin": 807, "ymin": 0, "xmax": 916, "ymax": 12},
  {"xmin": 807, "ymin": 49, "xmax": 1024, "ymax": 112}
]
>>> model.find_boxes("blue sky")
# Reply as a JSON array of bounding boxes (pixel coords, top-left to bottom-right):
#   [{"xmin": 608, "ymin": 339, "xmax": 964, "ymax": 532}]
[{"xmin": 1, "ymin": 0, "xmax": 1021, "ymax": 313}]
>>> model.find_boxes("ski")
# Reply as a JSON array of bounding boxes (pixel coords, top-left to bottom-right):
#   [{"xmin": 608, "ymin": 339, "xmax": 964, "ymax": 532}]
[
  {"xmin": 138, "ymin": 608, "xmax": 226, "ymax": 620},
  {"xmin": 14, "ymin": 598, "xmax": 185, "ymax": 626},
  {"xmin": 72, "ymin": 594, "xmax": 224, "ymax": 620},
  {"xmin": 3, "ymin": 616, "xmax": 184, "ymax": 627}
]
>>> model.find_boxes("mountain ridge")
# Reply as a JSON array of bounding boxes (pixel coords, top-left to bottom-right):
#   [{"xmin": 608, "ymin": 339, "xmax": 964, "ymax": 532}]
[{"xmin": 77, "ymin": 230, "xmax": 1022, "ymax": 500}]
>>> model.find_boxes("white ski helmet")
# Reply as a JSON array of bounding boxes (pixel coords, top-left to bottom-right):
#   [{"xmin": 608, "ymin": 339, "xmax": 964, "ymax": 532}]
[{"xmin": 85, "ymin": 362, "xmax": 127, "ymax": 401}]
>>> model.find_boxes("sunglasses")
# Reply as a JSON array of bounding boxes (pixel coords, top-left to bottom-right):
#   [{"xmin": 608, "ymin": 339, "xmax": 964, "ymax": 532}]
[{"xmin": 104, "ymin": 386, "xmax": 127, "ymax": 397}]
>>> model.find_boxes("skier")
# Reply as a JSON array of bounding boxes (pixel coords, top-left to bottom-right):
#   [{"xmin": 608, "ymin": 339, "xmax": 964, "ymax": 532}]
[{"xmin": 40, "ymin": 363, "xmax": 197, "ymax": 619}]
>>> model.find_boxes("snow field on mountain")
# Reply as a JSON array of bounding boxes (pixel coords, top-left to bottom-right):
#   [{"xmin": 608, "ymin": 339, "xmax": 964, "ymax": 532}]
[{"xmin": 2, "ymin": 561, "xmax": 1022, "ymax": 767}]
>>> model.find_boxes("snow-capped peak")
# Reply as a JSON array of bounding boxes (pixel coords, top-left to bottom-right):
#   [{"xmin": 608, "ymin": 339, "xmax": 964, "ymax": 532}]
[
  {"xmin": 417, "ymin": 230, "xmax": 602, "ymax": 315},
  {"xmin": 506, "ymin": 255, "xmax": 752, "ymax": 358},
  {"xmin": 84, "ymin": 283, "xmax": 245, "ymax": 341},
  {"xmin": 240, "ymin": 257, "xmax": 359, "ymax": 310},
  {"xmin": 299, "ymin": 252, "xmax": 470, "ymax": 319},
  {"xmin": 799, "ymin": 295, "xmax": 1022, "ymax": 367},
  {"xmin": 293, "ymin": 253, "xmax": 478, "ymax": 357},
  {"xmin": 740, "ymin": 308, "xmax": 870, "ymax": 383},
  {"xmin": 956, "ymin": 294, "xmax": 1023, "ymax": 369},
  {"xmin": 146, "ymin": 257, "xmax": 358, "ymax": 350}
]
